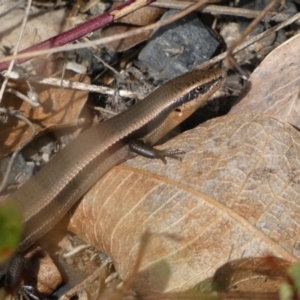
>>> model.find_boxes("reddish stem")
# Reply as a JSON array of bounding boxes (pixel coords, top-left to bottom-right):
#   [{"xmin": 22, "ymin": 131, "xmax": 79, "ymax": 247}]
[{"xmin": 0, "ymin": 0, "xmax": 155, "ymax": 72}]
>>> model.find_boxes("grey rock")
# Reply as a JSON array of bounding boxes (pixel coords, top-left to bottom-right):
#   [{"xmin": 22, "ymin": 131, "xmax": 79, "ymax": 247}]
[{"xmin": 138, "ymin": 9, "xmax": 220, "ymax": 81}]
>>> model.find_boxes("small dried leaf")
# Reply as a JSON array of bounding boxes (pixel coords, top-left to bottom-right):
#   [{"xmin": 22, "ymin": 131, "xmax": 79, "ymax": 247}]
[
  {"xmin": 0, "ymin": 72, "xmax": 90, "ymax": 156},
  {"xmin": 111, "ymin": 3, "xmax": 164, "ymax": 26},
  {"xmin": 231, "ymin": 33, "xmax": 300, "ymax": 128},
  {"xmin": 25, "ymin": 247, "xmax": 62, "ymax": 295},
  {"xmin": 212, "ymin": 256, "xmax": 290, "ymax": 292},
  {"xmin": 0, "ymin": 7, "xmax": 66, "ymax": 59},
  {"xmin": 102, "ymin": 24, "xmax": 152, "ymax": 52},
  {"xmin": 69, "ymin": 113, "xmax": 300, "ymax": 293},
  {"xmin": 102, "ymin": 3, "xmax": 164, "ymax": 52}
]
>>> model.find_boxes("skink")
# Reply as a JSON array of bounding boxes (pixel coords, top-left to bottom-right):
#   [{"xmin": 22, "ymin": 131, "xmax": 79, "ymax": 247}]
[{"xmin": 1, "ymin": 67, "xmax": 225, "ymax": 291}]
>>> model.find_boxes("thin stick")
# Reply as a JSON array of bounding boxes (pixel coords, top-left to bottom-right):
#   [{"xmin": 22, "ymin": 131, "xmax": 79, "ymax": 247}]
[
  {"xmin": 0, "ymin": 0, "xmax": 213, "ymax": 68},
  {"xmin": 58, "ymin": 259, "xmax": 112, "ymax": 300},
  {"xmin": 0, "ymin": 0, "xmax": 32, "ymax": 102},
  {"xmin": 199, "ymin": 10, "xmax": 300, "ymax": 70},
  {"xmin": 2, "ymin": 71, "xmax": 142, "ymax": 99},
  {"xmin": 0, "ymin": 0, "xmax": 157, "ymax": 72},
  {"xmin": 151, "ymin": 1, "xmax": 298, "ymax": 24},
  {"xmin": 225, "ymin": 0, "xmax": 278, "ymax": 75}
]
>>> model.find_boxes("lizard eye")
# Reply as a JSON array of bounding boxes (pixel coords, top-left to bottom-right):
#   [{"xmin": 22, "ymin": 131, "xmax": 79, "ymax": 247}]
[{"xmin": 196, "ymin": 85, "xmax": 208, "ymax": 94}]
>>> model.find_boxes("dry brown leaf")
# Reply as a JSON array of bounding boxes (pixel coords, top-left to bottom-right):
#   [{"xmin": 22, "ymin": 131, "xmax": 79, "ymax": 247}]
[
  {"xmin": 211, "ymin": 256, "xmax": 290, "ymax": 292},
  {"xmin": 102, "ymin": 24, "xmax": 152, "ymax": 52},
  {"xmin": 68, "ymin": 113, "xmax": 300, "ymax": 293},
  {"xmin": 102, "ymin": 3, "xmax": 164, "ymax": 52},
  {"xmin": 111, "ymin": 3, "xmax": 164, "ymax": 26},
  {"xmin": 25, "ymin": 246, "xmax": 62, "ymax": 295},
  {"xmin": 0, "ymin": 5, "xmax": 66, "ymax": 59},
  {"xmin": 0, "ymin": 72, "xmax": 90, "ymax": 156},
  {"xmin": 231, "ymin": 33, "xmax": 300, "ymax": 128}
]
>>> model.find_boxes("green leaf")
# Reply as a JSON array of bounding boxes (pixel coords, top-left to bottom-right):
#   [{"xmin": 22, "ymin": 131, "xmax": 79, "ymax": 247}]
[
  {"xmin": 0, "ymin": 200, "xmax": 22, "ymax": 264},
  {"xmin": 280, "ymin": 261, "xmax": 300, "ymax": 300}
]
